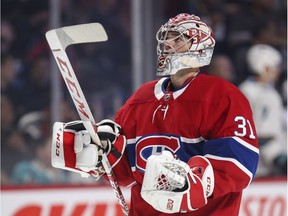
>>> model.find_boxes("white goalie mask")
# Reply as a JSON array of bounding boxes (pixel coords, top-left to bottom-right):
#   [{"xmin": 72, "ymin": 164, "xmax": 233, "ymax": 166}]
[{"xmin": 156, "ymin": 13, "xmax": 216, "ymax": 76}]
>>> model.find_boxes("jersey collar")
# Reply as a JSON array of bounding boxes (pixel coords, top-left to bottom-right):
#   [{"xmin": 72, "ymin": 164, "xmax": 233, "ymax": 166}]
[{"xmin": 154, "ymin": 76, "xmax": 196, "ymax": 100}]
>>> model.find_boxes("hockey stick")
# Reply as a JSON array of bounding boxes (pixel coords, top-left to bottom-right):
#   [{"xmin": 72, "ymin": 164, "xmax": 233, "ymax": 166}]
[{"xmin": 45, "ymin": 23, "xmax": 129, "ymax": 216}]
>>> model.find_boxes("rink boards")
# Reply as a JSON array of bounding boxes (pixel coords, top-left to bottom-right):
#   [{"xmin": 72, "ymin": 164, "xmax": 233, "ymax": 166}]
[{"xmin": 1, "ymin": 178, "xmax": 287, "ymax": 216}]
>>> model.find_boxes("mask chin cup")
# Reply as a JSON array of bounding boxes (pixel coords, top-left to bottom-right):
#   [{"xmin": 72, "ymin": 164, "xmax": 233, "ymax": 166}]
[{"xmin": 157, "ymin": 48, "xmax": 214, "ymax": 76}]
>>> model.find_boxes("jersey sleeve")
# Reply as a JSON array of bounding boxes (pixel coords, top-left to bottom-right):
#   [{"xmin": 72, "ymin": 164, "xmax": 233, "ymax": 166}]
[
  {"xmin": 200, "ymin": 82, "xmax": 259, "ymax": 198},
  {"xmin": 102, "ymin": 150, "xmax": 135, "ymax": 187},
  {"xmin": 102, "ymin": 96, "xmax": 136, "ymax": 187}
]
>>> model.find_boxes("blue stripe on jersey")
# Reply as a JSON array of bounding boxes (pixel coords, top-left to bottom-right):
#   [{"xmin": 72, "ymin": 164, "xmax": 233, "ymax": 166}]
[
  {"xmin": 127, "ymin": 143, "xmax": 136, "ymax": 169},
  {"xmin": 202, "ymin": 137, "xmax": 259, "ymax": 176},
  {"xmin": 174, "ymin": 141, "xmax": 205, "ymax": 162},
  {"xmin": 126, "ymin": 135, "xmax": 258, "ymax": 177}
]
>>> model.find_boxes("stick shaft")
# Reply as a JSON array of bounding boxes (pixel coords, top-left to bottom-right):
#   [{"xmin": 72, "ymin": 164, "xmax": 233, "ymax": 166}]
[{"xmin": 46, "ymin": 23, "xmax": 129, "ymax": 215}]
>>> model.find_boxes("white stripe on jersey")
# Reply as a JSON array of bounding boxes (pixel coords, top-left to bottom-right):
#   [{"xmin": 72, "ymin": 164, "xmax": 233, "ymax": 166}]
[
  {"xmin": 232, "ymin": 136, "xmax": 259, "ymax": 154},
  {"xmin": 205, "ymin": 154, "xmax": 253, "ymax": 185},
  {"xmin": 127, "ymin": 136, "xmax": 205, "ymax": 145},
  {"xmin": 180, "ymin": 136, "xmax": 206, "ymax": 143}
]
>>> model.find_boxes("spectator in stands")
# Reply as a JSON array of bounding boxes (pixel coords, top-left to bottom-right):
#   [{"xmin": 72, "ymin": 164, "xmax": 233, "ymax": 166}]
[
  {"xmin": 1, "ymin": 95, "xmax": 32, "ymax": 185},
  {"xmin": 14, "ymin": 54, "xmax": 51, "ymax": 117},
  {"xmin": 11, "ymin": 137, "xmax": 67, "ymax": 184},
  {"xmin": 239, "ymin": 44, "xmax": 287, "ymax": 177},
  {"xmin": 1, "ymin": 54, "xmax": 18, "ymax": 94},
  {"xmin": 1, "ymin": 20, "xmax": 16, "ymax": 55},
  {"xmin": 206, "ymin": 54, "xmax": 236, "ymax": 84},
  {"xmin": 17, "ymin": 100, "xmax": 78, "ymax": 143},
  {"xmin": 1, "ymin": 53, "xmax": 26, "ymax": 117}
]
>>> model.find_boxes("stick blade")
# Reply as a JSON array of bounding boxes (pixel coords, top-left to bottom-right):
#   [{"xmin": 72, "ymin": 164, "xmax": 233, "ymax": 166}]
[{"xmin": 46, "ymin": 23, "xmax": 108, "ymax": 50}]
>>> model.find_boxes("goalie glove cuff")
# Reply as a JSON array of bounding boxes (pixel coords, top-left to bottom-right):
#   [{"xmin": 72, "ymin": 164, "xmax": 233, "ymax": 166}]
[
  {"xmin": 96, "ymin": 119, "xmax": 123, "ymax": 154},
  {"xmin": 97, "ymin": 119, "xmax": 121, "ymax": 143},
  {"xmin": 180, "ymin": 156, "xmax": 214, "ymax": 211},
  {"xmin": 188, "ymin": 156, "xmax": 215, "ymax": 198},
  {"xmin": 180, "ymin": 172, "xmax": 207, "ymax": 211},
  {"xmin": 106, "ymin": 134, "xmax": 126, "ymax": 169},
  {"xmin": 96, "ymin": 119, "xmax": 126, "ymax": 169}
]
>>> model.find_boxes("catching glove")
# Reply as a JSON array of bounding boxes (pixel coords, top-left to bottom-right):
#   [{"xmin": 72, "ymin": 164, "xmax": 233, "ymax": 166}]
[{"xmin": 141, "ymin": 151, "xmax": 214, "ymax": 213}]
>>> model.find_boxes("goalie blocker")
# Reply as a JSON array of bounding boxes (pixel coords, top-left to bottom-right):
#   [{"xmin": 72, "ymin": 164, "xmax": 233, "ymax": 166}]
[
  {"xmin": 141, "ymin": 151, "xmax": 214, "ymax": 213},
  {"xmin": 51, "ymin": 120, "xmax": 126, "ymax": 179}
]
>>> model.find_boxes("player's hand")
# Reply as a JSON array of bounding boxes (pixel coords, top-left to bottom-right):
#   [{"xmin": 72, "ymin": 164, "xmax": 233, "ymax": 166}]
[
  {"xmin": 51, "ymin": 120, "xmax": 126, "ymax": 179},
  {"xmin": 141, "ymin": 151, "xmax": 214, "ymax": 213}
]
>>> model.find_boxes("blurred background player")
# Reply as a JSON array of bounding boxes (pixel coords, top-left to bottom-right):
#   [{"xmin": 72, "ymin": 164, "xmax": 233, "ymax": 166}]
[
  {"xmin": 52, "ymin": 13, "xmax": 259, "ymax": 215},
  {"xmin": 239, "ymin": 44, "xmax": 287, "ymax": 177}
]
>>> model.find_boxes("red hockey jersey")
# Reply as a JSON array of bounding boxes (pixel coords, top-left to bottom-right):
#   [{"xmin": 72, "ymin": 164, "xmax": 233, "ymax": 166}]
[{"xmin": 111, "ymin": 74, "xmax": 259, "ymax": 216}]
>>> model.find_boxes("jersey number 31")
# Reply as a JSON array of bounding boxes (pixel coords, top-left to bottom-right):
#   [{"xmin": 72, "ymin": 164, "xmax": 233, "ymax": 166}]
[{"xmin": 234, "ymin": 116, "xmax": 256, "ymax": 139}]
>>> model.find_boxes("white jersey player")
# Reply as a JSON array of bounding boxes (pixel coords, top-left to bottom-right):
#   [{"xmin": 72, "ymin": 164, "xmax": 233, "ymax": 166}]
[{"xmin": 239, "ymin": 44, "xmax": 287, "ymax": 177}]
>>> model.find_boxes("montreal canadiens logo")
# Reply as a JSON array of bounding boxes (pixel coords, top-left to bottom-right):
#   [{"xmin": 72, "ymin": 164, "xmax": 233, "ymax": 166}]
[{"xmin": 135, "ymin": 135, "xmax": 181, "ymax": 172}]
